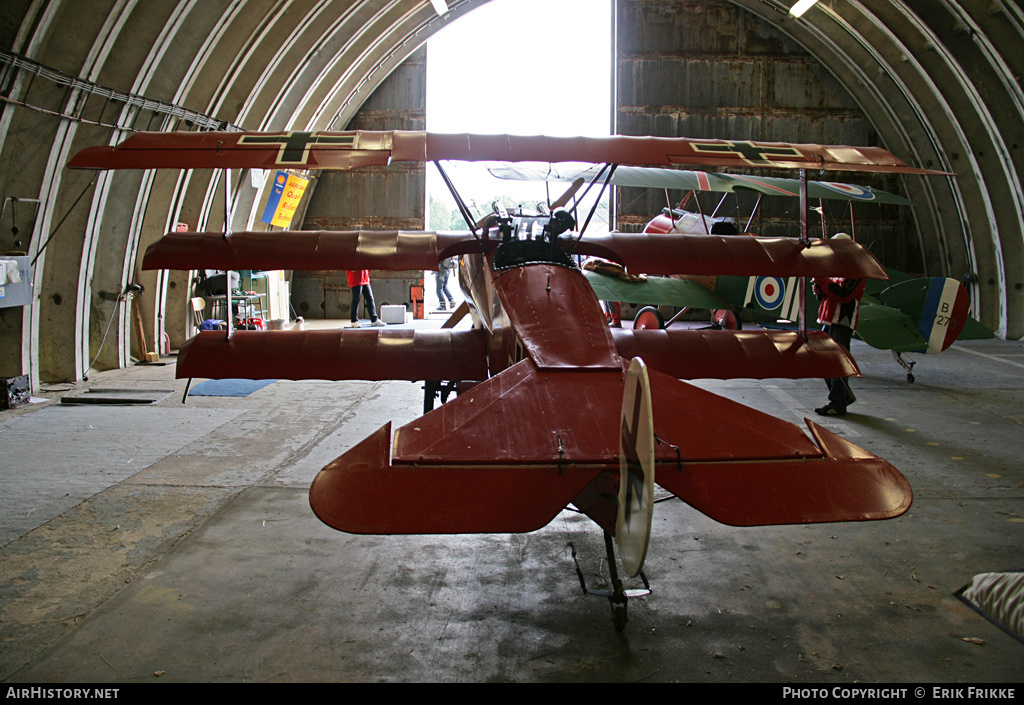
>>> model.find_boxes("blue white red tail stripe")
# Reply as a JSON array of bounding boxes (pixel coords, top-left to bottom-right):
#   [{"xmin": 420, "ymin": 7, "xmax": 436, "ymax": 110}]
[{"xmin": 918, "ymin": 278, "xmax": 969, "ymax": 354}]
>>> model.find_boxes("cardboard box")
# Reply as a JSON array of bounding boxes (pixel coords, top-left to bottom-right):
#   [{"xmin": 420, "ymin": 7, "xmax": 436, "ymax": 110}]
[{"xmin": 380, "ymin": 304, "xmax": 406, "ymax": 325}]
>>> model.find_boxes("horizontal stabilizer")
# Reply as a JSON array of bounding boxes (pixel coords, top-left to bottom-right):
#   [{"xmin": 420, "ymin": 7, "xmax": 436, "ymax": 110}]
[
  {"xmin": 957, "ymin": 315, "xmax": 996, "ymax": 341},
  {"xmin": 142, "ymin": 230, "xmax": 477, "ymax": 271},
  {"xmin": 655, "ymin": 420, "xmax": 912, "ymax": 526},
  {"xmin": 611, "ymin": 328, "xmax": 860, "ymax": 380},
  {"xmin": 573, "ymin": 233, "xmax": 889, "ymax": 279},
  {"xmin": 176, "ymin": 329, "xmax": 488, "ymax": 382},
  {"xmin": 856, "ymin": 301, "xmax": 928, "ymax": 353},
  {"xmin": 308, "ymin": 360, "xmax": 909, "ymax": 536},
  {"xmin": 309, "ymin": 423, "xmax": 602, "ymax": 534}
]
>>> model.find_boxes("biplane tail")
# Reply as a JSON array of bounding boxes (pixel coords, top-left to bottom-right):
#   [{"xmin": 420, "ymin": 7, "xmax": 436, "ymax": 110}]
[
  {"xmin": 309, "ymin": 357, "xmax": 911, "ymax": 538},
  {"xmin": 858, "ymin": 276, "xmax": 993, "ymax": 354}
]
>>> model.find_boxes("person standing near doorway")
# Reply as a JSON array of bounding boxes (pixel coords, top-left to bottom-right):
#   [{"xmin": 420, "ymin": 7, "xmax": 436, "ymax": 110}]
[
  {"xmin": 348, "ymin": 270, "xmax": 385, "ymax": 328},
  {"xmin": 435, "ymin": 256, "xmax": 457, "ymax": 311}
]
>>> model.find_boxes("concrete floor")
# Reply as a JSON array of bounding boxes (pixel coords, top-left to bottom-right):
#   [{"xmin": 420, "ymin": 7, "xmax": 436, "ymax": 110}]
[{"xmin": 1, "ymin": 323, "xmax": 1022, "ymax": 683}]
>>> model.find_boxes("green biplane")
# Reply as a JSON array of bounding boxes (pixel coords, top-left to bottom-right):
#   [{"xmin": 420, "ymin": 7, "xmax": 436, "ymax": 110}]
[{"xmin": 492, "ymin": 164, "xmax": 994, "ymax": 382}]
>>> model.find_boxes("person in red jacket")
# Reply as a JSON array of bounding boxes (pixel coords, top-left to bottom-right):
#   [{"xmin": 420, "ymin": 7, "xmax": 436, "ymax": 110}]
[
  {"xmin": 347, "ymin": 270, "xmax": 385, "ymax": 328},
  {"xmin": 812, "ymin": 233, "xmax": 866, "ymax": 416}
]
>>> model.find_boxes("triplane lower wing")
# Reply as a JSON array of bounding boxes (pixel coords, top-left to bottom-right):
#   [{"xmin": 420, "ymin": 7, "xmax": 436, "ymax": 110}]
[{"xmin": 70, "ymin": 130, "xmax": 941, "ymax": 630}]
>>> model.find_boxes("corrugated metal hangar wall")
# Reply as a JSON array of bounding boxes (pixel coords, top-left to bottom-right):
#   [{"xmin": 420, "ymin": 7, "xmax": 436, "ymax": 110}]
[
  {"xmin": 0, "ymin": 0, "xmax": 1022, "ymax": 388},
  {"xmin": 614, "ymin": 0, "xmax": 916, "ymax": 275}
]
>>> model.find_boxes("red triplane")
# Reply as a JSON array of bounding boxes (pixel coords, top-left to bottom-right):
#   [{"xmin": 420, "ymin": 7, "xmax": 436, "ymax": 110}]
[{"xmin": 71, "ymin": 130, "xmax": 943, "ymax": 629}]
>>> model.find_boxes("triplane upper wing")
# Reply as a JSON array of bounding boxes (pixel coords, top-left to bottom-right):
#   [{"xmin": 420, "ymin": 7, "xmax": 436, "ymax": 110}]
[
  {"xmin": 71, "ymin": 130, "xmax": 941, "ymax": 630},
  {"xmin": 69, "ymin": 129, "xmax": 946, "ymax": 174}
]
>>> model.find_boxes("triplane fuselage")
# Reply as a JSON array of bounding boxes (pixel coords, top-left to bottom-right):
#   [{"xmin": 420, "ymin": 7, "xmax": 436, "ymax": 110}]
[
  {"xmin": 68, "ymin": 129, "xmax": 941, "ymax": 629},
  {"xmin": 302, "ymin": 211, "xmax": 910, "ymax": 539}
]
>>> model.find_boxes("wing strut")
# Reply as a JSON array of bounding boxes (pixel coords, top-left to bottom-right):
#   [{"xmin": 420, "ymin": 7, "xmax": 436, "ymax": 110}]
[
  {"xmin": 221, "ymin": 168, "xmax": 235, "ymax": 341},
  {"xmin": 551, "ymin": 177, "xmax": 584, "ymax": 210},
  {"xmin": 693, "ymin": 192, "xmax": 711, "ymax": 235},
  {"xmin": 222, "ymin": 168, "xmax": 232, "ymax": 236},
  {"xmin": 744, "ymin": 194, "xmax": 762, "ymax": 232},
  {"xmin": 580, "ymin": 164, "xmax": 617, "ymax": 237},
  {"xmin": 433, "ymin": 161, "xmax": 479, "ymax": 239},
  {"xmin": 566, "ymin": 162, "xmax": 609, "ymax": 227},
  {"xmin": 798, "ymin": 169, "xmax": 810, "ymax": 339},
  {"xmin": 710, "ymin": 192, "xmax": 729, "ymax": 218}
]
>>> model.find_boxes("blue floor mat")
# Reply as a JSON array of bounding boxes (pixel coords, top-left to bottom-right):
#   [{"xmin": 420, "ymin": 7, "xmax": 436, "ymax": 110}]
[{"xmin": 187, "ymin": 379, "xmax": 277, "ymax": 397}]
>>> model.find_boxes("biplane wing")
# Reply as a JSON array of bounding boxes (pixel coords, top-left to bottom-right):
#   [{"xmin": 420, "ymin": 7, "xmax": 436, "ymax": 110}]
[
  {"xmin": 68, "ymin": 130, "xmax": 950, "ymax": 175},
  {"xmin": 584, "ymin": 269, "xmax": 731, "ymax": 310},
  {"xmin": 588, "ymin": 263, "xmax": 994, "ymax": 363},
  {"xmin": 488, "ymin": 164, "xmax": 917, "ymax": 205}
]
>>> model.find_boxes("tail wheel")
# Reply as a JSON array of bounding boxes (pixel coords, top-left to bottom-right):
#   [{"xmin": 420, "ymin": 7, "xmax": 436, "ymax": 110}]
[
  {"xmin": 633, "ymin": 306, "xmax": 664, "ymax": 330},
  {"xmin": 712, "ymin": 309, "xmax": 741, "ymax": 330}
]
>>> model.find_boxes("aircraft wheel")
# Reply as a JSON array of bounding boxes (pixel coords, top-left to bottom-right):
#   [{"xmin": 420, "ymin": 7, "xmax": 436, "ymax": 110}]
[
  {"xmin": 633, "ymin": 306, "xmax": 663, "ymax": 330},
  {"xmin": 907, "ymin": 373, "xmax": 915, "ymax": 384},
  {"xmin": 712, "ymin": 309, "xmax": 742, "ymax": 330}
]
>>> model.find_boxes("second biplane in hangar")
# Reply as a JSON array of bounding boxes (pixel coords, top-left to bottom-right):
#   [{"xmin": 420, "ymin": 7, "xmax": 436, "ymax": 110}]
[
  {"xmin": 491, "ymin": 163, "xmax": 994, "ymax": 382},
  {"xmin": 70, "ymin": 130, "xmax": 943, "ymax": 629}
]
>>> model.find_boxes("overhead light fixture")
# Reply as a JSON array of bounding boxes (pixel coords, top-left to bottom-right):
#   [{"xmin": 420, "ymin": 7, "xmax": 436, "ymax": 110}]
[
  {"xmin": 430, "ymin": 0, "xmax": 449, "ymax": 15},
  {"xmin": 789, "ymin": 0, "xmax": 819, "ymax": 17}
]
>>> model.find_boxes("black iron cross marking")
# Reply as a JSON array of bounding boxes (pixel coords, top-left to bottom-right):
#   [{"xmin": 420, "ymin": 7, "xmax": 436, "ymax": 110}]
[
  {"xmin": 691, "ymin": 140, "xmax": 804, "ymax": 165},
  {"xmin": 237, "ymin": 132, "xmax": 355, "ymax": 165}
]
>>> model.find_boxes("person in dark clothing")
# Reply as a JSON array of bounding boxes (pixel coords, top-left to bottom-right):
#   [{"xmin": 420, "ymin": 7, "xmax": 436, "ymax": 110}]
[
  {"xmin": 347, "ymin": 270, "xmax": 385, "ymax": 328},
  {"xmin": 435, "ymin": 256, "xmax": 457, "ymax": 311},
  {"xmin": 813, "ymin": 234, "xmax": 866, "ymax": 416}
]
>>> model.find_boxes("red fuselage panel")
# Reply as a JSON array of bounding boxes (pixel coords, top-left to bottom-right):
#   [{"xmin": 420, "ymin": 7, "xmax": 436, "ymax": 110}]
[{"xmin": 490, "ymin": 261, "xmax": 620, "ymax": 370}]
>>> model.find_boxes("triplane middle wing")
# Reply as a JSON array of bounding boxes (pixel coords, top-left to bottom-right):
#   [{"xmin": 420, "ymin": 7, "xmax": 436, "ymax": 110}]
[{"xmin": 70, "ymin": 130, "xmax": 942, "ymax": 630}]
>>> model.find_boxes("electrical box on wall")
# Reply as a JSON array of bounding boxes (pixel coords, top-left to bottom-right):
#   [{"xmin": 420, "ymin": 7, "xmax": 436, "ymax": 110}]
[{"xmin": 0, "ymin": 256, "xmax": 33, "ymax": 308}]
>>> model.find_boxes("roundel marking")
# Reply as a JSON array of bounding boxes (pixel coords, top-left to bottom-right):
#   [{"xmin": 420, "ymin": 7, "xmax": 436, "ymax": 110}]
[
  {"xmin": 820, "ymin": 182, "xmax": 876, "ymax": 201},
  {"xmin": 754, "ymin": 276, "xmax": 786, "ymax": 310}
]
